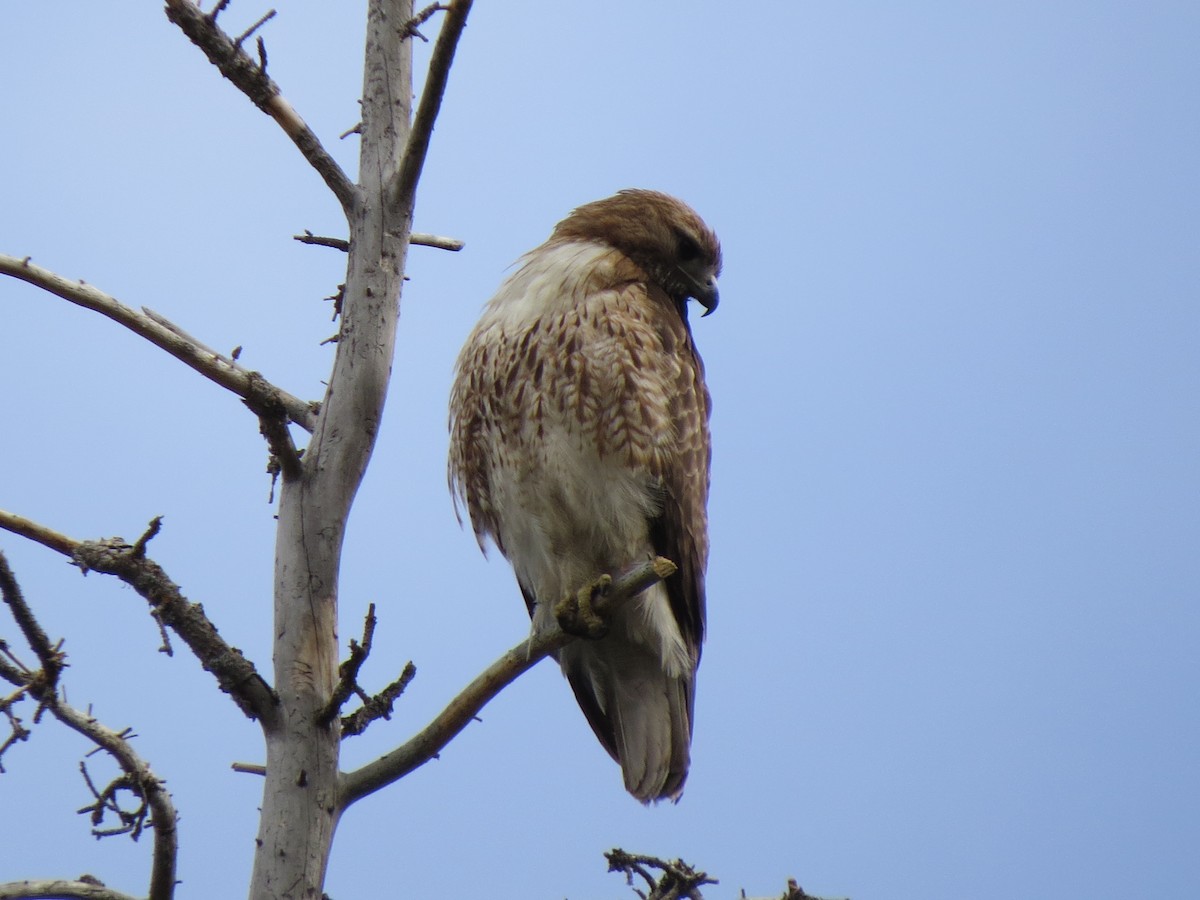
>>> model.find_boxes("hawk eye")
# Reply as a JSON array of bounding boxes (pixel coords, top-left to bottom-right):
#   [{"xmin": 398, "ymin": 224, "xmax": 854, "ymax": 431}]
[{"xmin": 675, "ymin": 232, "xmax": 702, "ymax": 263}]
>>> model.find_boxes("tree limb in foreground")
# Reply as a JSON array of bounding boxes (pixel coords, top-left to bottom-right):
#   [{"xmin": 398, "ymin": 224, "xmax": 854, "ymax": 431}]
[
  {"xmin": 0, "ymin": 510, "xmax": 278, "ymax": 726},
  {"xmin": 0, "ymin": 254, "xmax": 320, "ymax": 432}
]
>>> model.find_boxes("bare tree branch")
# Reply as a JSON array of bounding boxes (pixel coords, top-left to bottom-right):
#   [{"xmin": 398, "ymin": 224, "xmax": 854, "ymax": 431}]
[
  {"xmin": 0, "ymin": 881, "xmax": 141, "ymax": 900},
  {"xmin": 0, "ymin": 551, "xmax": 179, "ymax": 900},
  {"xmin": 337, "ymin": 557, "xmax": 676, "ymax": 809},
  {"xmin": 410, "ymin": 232, "xmax": 466, "ymax": 251},
  {"xmin": 0, "ymin": 254, "xmax": 319, "ymax": 432},
  {"xmin": 339, "ymin": 661, "xmax": 417, "ymax": 737},
  {"xmin": 392, "ymin": 0, "xmax": 473, "ymax": 215},
  {"xmin": 606, "ymin": 849, "xmax": 718, "ymax": 900},
  {"xmin": 0, "ymin": 511, "xmax": 279, "ymax": 725},
  {"xmin": 163, "ymin": 0, "xmax": 359, "ymax": 213},
  {"xmin": 0, "ymin": 509, "xmax": 75, "ymax": 558},
  {"xmin": 293, "ymin": 230, "xmax": 464, "ymax": 252}
]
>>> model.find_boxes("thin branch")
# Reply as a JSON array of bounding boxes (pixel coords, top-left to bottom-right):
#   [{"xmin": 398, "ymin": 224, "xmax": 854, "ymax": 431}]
[
  {"xmin": 292, "ymin": 230, "xmax": 464, "ymax": 252},
  {"xmin": 391, "ymin": 0, "xmax": 473, "ymax": 214},
  {"xmin": 0, "ymin": 511, "xmax": 279, "ymax": 725},
  {"xmin": 606, "ymin": 850, "xmax": 718, "ymax": 900},
  {"xmin": 47, "ymin": 703, "xmax": 177, "ymax": 900},
  {"xmin": 409, "ymin": 231, "xmax": 465, "ymax": 251},
  {"xmin": 403, "ymin": 3, "xmax": 449, "ymax": 41},
  {"xmin": 294, "ymin": 232, "xmax": 350, "ymax": 252},
  {"xmin": 321, "ymin": 603, "xmax": 378, "ymax": 724},
  {"xmin": 0, "ymin": 552, "xmax": 178, "ymax": 900},
  {"xmin": 0, "ymin": 551, "xmax": 64, "ymax": 686},
  {"xmin": 233, "ymin": 9, "xmax": 276, "ymax": 50},
  {"xmin": 0, "ymin": 881, "xmax": 141, "ymax": 900},
  {"xmin": 340, "ymin": 661, "xmax": 416, "ymax": 737},
  {"xmin": 164, "ymin": 0, "xmax": 359, "ymax": 213},
  {"xmin": 320, "ymin": 603, "xmax": 417, "ymax": 735},
  {"xmin": 0, "ymin": 508, "xmax": 76, "ymax": 558},
  {"xmin": 337, "ymin": 557, "xmax": 676, "ymax": 809},
  {"xmin": 0, "ymin": 255, "xmax": 319, "ymax": 432}
]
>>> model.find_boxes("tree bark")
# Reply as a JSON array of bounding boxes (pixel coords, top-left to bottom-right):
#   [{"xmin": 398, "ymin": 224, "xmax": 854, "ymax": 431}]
[{"xmin": 247, "ymin": 1, "xmax": 414, "ymax": 897}]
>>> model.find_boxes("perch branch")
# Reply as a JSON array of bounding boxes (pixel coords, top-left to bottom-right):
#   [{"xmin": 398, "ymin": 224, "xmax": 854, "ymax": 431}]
[
  {"xmin": 391, "ymin": 0, "xmax": 473, "ymax": 214},
  {"xmin": 0, "ymin": 255, "xmax": 319, "ymax": 432},
  {"xmin": 163, "ymin": 0, "xmax": 359, "ymax": 213},
  {"xmin": 337, "ymin": 556, "xmax": 676, "ymax": 809},
  {"xmin": 0, "ymin": 510, "xmax": 279, "ymax": 725}
]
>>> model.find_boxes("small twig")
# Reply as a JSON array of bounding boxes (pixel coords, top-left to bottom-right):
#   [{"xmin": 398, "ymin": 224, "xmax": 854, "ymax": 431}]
[
  {"xmin": 321, "ymin": 603, "xmax": 418, "ymax": 736},
  {"xmin": 294, "ymin": 231, "xmax": 350, "ymax": 252},
  {"xmin": 606, "ymin": 850, "xmax": 718, "ymax": 900},
  {"xmin": 338, "ymin": 556, "xmax": 676, "ymax": 809},
  {"xmin": 293, "ymin": 230, "xmax": 463, "ymax": 252},
  {"xmin": 0, "ymin": 550, "xmax": 64, "ymax": 686},
  {"xmin": 208, "ymin": 0, "xmax": 232, "ymax": 19},
  {"xmin": 0, "ymin": 685, "xmax": 32, "ymax": 771},
  {"xmin": 403, "ymin": 3, "xmax": 449, "ymax": 41},
  {"xmin": 130, "ymin": 516, "xmax": 162, "ymax": 559},
  {"xmin": 231, "ymin": 761, "xmax": 267, "ymax": 776},
  {"xmin": 340, "ymin": 661, "xmax": 417, "ymax": 738},
  {"xmin": 321, "ymin": 603, "xmax": 379, "ymax": 725},
  {"xmin": 149, "ymin": 609, "xmax": 174, "ymax": 657},
  {"xmin": 409, "ymin": 231, "xmax": 465, "ymax": 251},
  {"xmin": 78, "ymin": 762, "xmax": 149, "ymax": 839},
  {"xmin": 233, "ymin": 9, "xmax": 276, "ymax": 50},
  {"xmin": 256, "ymin": 408, "xmax": 303, "ymax": 481},
  {"xmin": 338, "ymin": 122, "xmax": 362, "ymax": 139}
]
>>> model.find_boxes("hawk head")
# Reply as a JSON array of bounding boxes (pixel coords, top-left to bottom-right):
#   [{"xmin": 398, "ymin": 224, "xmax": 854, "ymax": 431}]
[{"xmin": 550, "ymin": 189, "xmax": 723, "ymax": 315}]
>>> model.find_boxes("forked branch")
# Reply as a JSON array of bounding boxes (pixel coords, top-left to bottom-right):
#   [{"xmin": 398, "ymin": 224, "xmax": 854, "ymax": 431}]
[
  {"xmin": 337, "ymin": 557, "xmax": 676, "ymax": 809},
  {"xmin": 0, "ymin": 551, "xmax": 178, "ymax": 900}
]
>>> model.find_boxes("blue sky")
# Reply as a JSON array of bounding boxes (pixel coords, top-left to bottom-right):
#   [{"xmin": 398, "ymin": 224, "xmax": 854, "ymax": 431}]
[{"xmin": 2, "ymin": 2, "xmax": 1197, "ymax": 898}]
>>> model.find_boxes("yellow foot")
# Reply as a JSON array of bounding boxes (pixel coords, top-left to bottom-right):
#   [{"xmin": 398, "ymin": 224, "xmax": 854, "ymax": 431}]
[{"xmin": 553, "ymin": 574, "xmax": 612, "ymax": 639}]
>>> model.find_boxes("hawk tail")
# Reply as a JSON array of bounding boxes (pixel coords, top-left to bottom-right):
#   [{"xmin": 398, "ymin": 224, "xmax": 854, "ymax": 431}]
[{"xmin": 562, "ymin": 644, "xmax": 693, "ymax": 803}]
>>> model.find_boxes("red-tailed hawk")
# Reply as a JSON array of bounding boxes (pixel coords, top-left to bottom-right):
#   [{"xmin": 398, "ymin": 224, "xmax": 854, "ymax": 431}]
[{"xmin": 448, "ymin": 189, "xmax": 720, "ymax": 801}]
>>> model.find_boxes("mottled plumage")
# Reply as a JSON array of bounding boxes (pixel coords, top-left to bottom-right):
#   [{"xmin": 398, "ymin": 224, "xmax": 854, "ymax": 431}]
[{"xmin": 448, "ymin": 190, "xmax": 720, "ymax": 801}]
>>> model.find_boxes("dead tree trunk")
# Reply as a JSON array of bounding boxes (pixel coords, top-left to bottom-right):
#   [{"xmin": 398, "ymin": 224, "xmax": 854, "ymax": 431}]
[{"xmin": 249, "ymin": 1, "xmax": 415, "ymax": 897}]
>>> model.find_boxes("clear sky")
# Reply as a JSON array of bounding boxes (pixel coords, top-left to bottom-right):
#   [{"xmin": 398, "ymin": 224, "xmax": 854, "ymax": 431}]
[{"xmin": 2, "ymin": 3, "xmax": 1197, "ymax": 899}]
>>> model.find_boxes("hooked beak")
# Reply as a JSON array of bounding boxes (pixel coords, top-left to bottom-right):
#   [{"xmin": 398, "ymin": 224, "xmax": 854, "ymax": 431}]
[
  {"xmin": 696, "ymin": 279, "xmax": 719, "ymax": 316},
  {"xmin": 679, "ymin": 266, "xmax": 719, "ymax": 316}
]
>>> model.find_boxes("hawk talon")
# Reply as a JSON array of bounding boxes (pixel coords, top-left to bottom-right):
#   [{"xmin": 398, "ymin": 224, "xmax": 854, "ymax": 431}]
[{"xmin": 554, "ymin": 574, "xmax": 612, "ymax": 639}]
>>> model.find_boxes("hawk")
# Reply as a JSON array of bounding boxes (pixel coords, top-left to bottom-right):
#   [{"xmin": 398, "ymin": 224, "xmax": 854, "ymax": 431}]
[{"xmin": 448, "ymin": 189, "xmax": 720, "ymax": 801}]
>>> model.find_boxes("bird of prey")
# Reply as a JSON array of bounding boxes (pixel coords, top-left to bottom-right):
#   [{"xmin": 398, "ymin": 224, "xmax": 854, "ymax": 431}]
[{"xmin": 448, "ymin": 189, "xmax": 720, "ymax": 801}]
